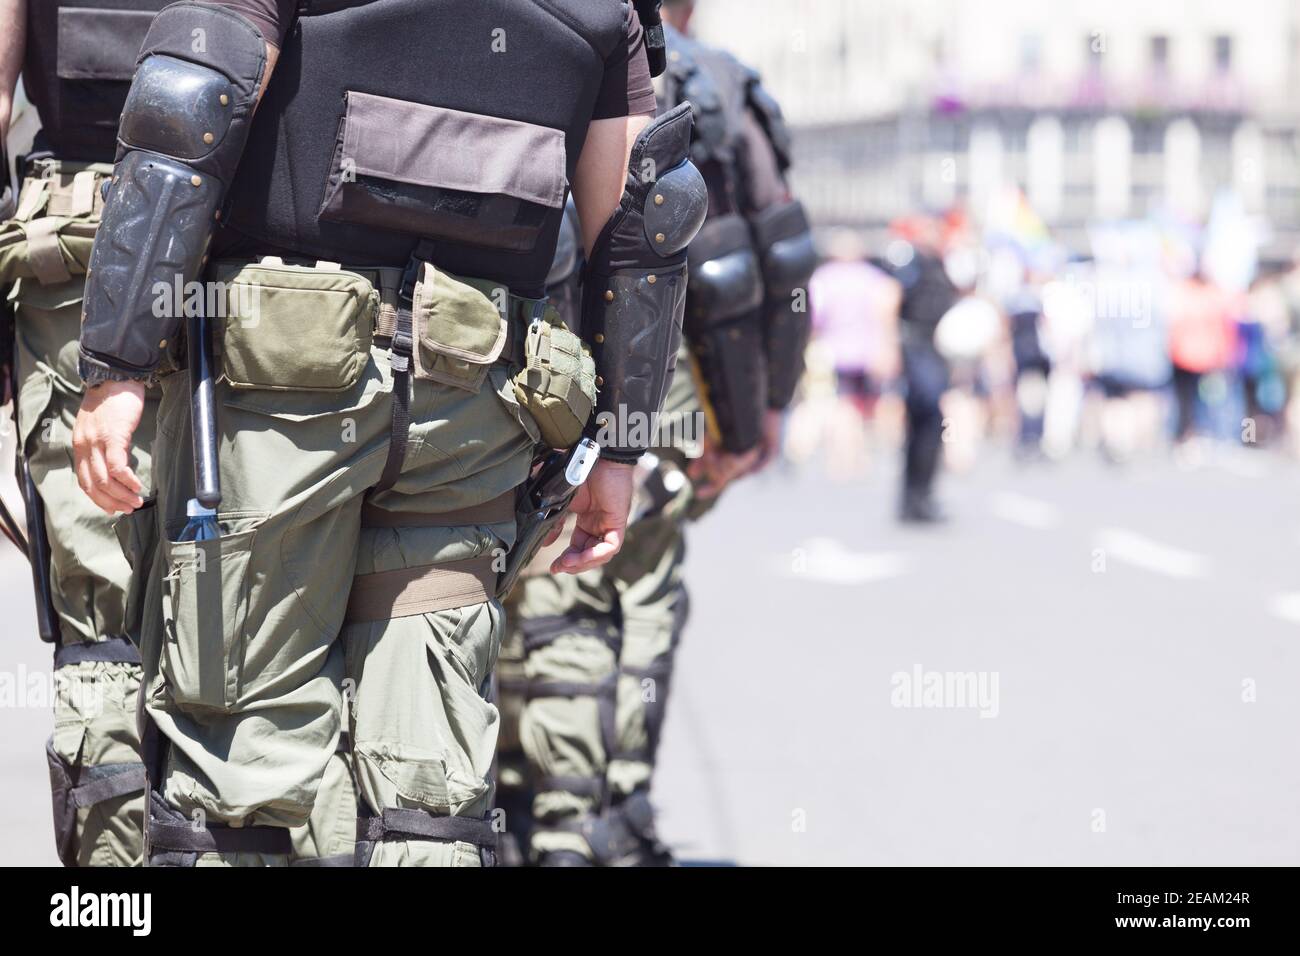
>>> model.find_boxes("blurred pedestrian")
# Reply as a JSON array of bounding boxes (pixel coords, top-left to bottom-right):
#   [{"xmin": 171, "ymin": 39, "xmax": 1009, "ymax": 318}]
[
  {"xmin": 1168, "ymin": 267, "xmax": 1239, "ymax": 444},
  {"xmin": 807, "ymin": 229, "xmax": 899, "ymax": 477},
  {"xmin": 885, "ymin": 215, "xmax": 960, "ymax": 523}
]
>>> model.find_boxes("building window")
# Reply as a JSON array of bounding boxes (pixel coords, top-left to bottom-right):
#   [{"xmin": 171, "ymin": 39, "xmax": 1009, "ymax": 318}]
[
  {"xmin": 1150, "ymin": 35, "xmax": 1169, "ymax": 71},
  {"xmin": 1214, "ymin": 35, "xmax": 1233, "ymax": 71}
]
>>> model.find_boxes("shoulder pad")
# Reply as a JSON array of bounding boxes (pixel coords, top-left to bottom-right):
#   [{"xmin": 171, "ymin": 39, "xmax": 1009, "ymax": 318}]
[
  {"xmin": 745, "ymin": 71, "xmax": 794, "ymax": 172},
  {"xmin": 664, "ymin": 37, "xmax": 730, "ymax": 167}
]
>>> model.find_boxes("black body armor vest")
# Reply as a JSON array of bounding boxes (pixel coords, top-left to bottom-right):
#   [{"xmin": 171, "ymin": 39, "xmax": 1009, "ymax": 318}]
[
  {"xmin": 23, "ymin": 0, "xmax": 170, "ymax": 163},
  {"xmin": 220, "ymin": 0, "xmax": 631, "ymax": 298}
]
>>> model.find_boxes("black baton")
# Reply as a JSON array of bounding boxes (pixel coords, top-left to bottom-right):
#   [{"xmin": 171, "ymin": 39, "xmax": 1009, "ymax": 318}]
[{"xmin": 187, "ymin": 307, "xmax": 221, "ymax": 510}]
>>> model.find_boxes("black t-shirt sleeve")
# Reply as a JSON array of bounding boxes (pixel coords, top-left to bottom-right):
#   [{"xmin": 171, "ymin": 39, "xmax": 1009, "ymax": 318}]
[
  {"xmin": 592, "ymin": 4, "xmax": 658, "ymax": 119},
  {"xmin": 207, "ymin": 0, "xmax": 298, "ymax": 47}
]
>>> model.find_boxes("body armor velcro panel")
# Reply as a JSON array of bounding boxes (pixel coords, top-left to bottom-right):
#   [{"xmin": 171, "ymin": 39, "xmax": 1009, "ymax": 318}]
[
  {"xmin": 222, "ymin": 0, "xmax": 630, "ymax": 296},
  {"xmin": 22, "ymin": 0, "xmax": 172, "ymax": 162}
]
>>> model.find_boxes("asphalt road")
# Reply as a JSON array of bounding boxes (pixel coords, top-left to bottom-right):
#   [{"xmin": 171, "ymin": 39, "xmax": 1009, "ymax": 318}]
[{"xmin": 2, "ymin": 438, "xmax": 1298, "ymax": 866}]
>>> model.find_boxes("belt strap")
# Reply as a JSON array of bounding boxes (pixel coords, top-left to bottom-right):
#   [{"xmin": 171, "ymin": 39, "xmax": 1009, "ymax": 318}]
[
  {"xmin": 359, "ymin": 491, "xmax": 515, "ymax": 528},
  {"xmin": 72, "ymin": 763, "xmax": 147, "ymax": 808},
  {"xmin": 345, "ymin": 554, "xmax": 497, "ymax": 623},
  {"xmin": 24, "ymin": 217, "xmax": 71, "ymax": 286},
  {"xmin": 54, "ymin": 636, "xmax": 143, "ymax": 668},
  {"xmin": 358, "ymin": 808, "xmax": 498, "ymax": 848}
]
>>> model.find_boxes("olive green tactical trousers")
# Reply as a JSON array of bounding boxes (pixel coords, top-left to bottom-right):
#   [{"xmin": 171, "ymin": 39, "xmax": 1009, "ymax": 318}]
[
  {"xmin": 7, "ymin": 250, "xmax": 156, "ymax": 867},
  {"xmin": 498, "ymin": 365, "xmax": 699, "ymax": 865},
  {"xmin": 5, "ymin": 195, "xmax": 355, "ymax": 866},
  {"xmin": 140, "ymin": 262, "xmax": 536, "ymax": 866}
]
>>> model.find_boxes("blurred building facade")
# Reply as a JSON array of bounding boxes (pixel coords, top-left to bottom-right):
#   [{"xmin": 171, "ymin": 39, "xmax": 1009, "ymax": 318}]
[{"xmin": 693, "ymin": 0, "xmax": 1300, "ymax": 258}]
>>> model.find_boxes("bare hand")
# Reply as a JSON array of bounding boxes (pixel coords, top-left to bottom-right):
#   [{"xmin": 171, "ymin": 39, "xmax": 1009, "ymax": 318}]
[
  {"xmin": 753, "ymin": 409, "xmax": 785, "ymax": 473},
  {"xmin": 552, "ymin": 458, "xmax": 634, "ymax": 574},
  {"xmin": 687, "ymin": 437, "xmax": 762, "ymax": 500},
  {"xmin": 73, "ymin": 381, "xmax": 146, "ymax": 514}
]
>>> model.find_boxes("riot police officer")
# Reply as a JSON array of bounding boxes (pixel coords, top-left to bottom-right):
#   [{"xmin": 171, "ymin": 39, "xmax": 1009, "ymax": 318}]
[
  {"xmin": 70, "ymin": 0, "xmax": 704, "ymax": 867},
  {"xmin": 497, "ymin": 0, "xmax": 816, "ymax": 865},
  {"xmin": 1, "ymin": 0, "xmax": 362, "ymax": 869}
]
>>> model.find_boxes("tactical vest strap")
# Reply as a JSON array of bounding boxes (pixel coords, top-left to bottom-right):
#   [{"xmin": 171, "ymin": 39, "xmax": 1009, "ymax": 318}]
[{"xmin": 372, "ymin": 253, "xmax": 420, "ymax": 494}]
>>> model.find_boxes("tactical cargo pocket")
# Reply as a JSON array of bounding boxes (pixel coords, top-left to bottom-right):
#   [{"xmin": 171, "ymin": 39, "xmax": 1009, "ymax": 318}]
[
  {"xmin": 319, "ymin": 91, "xmax": 566, "ymax": 253},
  {"xmin": 413, "ymin": 264, "xmax": 507, "ymax": 393},
  {"xmin": 12, "ymin": 278, "xmax": 88, "ymax": 388},
  {"xmin": 214, "ymin": 261, "xmax": 376, "ymax": 392},
  {"xmin": 159, "ymin": 514, "xmax": 263, "ymax": 711},
  {"xmin": 45, "ymin": 736, "xmax": 78, "ymax": 867}
]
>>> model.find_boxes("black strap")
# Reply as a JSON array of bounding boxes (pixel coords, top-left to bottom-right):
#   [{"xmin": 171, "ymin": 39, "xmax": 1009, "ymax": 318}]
[
  {"xmin": 521, "ymin": 614, "xmax": 620, "ymax": 654},
  {"xmin": 619, "ymin": 660, "xmax": 671, "ymax": 681},
  {"xmin": 527, "ymin": 674, "xmax": 619, "ymax": 806},
  {"xmin": 148, "ymin": 819, "xmax": 293, "ymax": 855},
  {"xmin": 72, "ymin": 763, "xmax": 146, "ymax": 808},
  {"xmin": 525, "ymin": 676, "xmax": 616, "ymax": 701},
  {"xmin": 537, "ymin": 774, "xmax": 604, "ymax": 799},
  {"xmin": 291, "ymin": 853, "xmax": 354, "ymax": 867},
  {"xmin": 358, "ymin": 808, "xmax": 498, "ymax": 848},
  {"xmin": 372, "ymin": 251, "xmax": 423, "ymax": 494},
  {"xmin": 54, "ymin": 635, "xmax": 142, "ymax": 668}
]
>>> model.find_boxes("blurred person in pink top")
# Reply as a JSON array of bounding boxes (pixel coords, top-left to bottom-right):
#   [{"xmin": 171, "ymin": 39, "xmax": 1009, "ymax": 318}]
[
  {"xmin": 1169, "ymin": 268, "xmax": 1241, "ymax": 442},
  {"xmin": 810, "ymin": 230, "xmax": 900, "ymax": 416}
]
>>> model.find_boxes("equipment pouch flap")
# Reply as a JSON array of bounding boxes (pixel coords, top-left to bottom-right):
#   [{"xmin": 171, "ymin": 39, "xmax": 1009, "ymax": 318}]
[
  {"xmin": 213, "ymin": 261, "xmax": 376, "ymax": 392},
  {"xmin": 57, "ymin": 9, "xmax": 157, "ymax": 81},
  {"xmin": 414, "ymin": 264, "xmax": 507, "ymax": 391}
]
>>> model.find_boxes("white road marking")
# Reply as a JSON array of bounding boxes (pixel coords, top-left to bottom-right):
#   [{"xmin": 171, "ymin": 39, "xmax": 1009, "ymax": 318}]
[
  {"xmin": 1093, "ymin": 528, "xmax": 1210, "ymax": 579},
  {"xmin": 1269, "ymin": 593, "xmax": 1300, "ymax": 625},
  {"xmin": 990, "ymin": 493, "xmax": 1061, "ymax": 530},
  {"xmin": 774, "ymin": 537, "xmax": 910, "ymax": 585}
]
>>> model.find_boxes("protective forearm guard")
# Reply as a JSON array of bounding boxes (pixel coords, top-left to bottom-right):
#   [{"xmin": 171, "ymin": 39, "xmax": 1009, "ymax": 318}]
[
  {"xmin": 79, "ymin": 2, "xmax": 266, "ymax": 381},
  {"xmin": 752, "ymin": 198, "xmax": 816, "ymax": 409},
  {"xmin": 584, "ymin": 103, "xmax": 706, "ymax": 462},
  {"xmin": 683, "ymin": 214, "xmax": 766, "ymax": 453}
]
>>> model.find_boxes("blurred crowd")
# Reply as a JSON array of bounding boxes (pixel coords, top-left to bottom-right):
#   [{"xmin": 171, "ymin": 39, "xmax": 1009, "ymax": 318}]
[{"xmin": 792, "ymin": 188, "xmax": 1300, "ymax": 516}]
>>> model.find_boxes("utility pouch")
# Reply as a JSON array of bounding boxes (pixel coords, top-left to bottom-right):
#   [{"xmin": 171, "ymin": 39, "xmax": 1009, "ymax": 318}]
[
  {"xmin": 413, "ymin": 263, "xmax": 508, "ymax": 393},
  {"xmin": 213, "ymin": 260, "xmax": 377, "ymax": 392},
  {"xmin": 511, "ymin": 310, "xmax": 596, "ymax": 449}
]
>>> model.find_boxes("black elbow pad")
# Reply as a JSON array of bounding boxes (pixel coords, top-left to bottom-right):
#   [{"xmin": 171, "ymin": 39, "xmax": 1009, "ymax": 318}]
[
  {"xmin": 752, "ymin": 199, "xmax": 816, "ymax": 409},
  {"xmin": 80, "ymin": 2, "xmax": 265, "ymax": 379},
  {"xmin": 683, "ymin": 214, "xmax": 766, "ymax": 453},
  {"xmin": 583, "ymin": 103, "xmax": 707, "ymax": 462}
]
